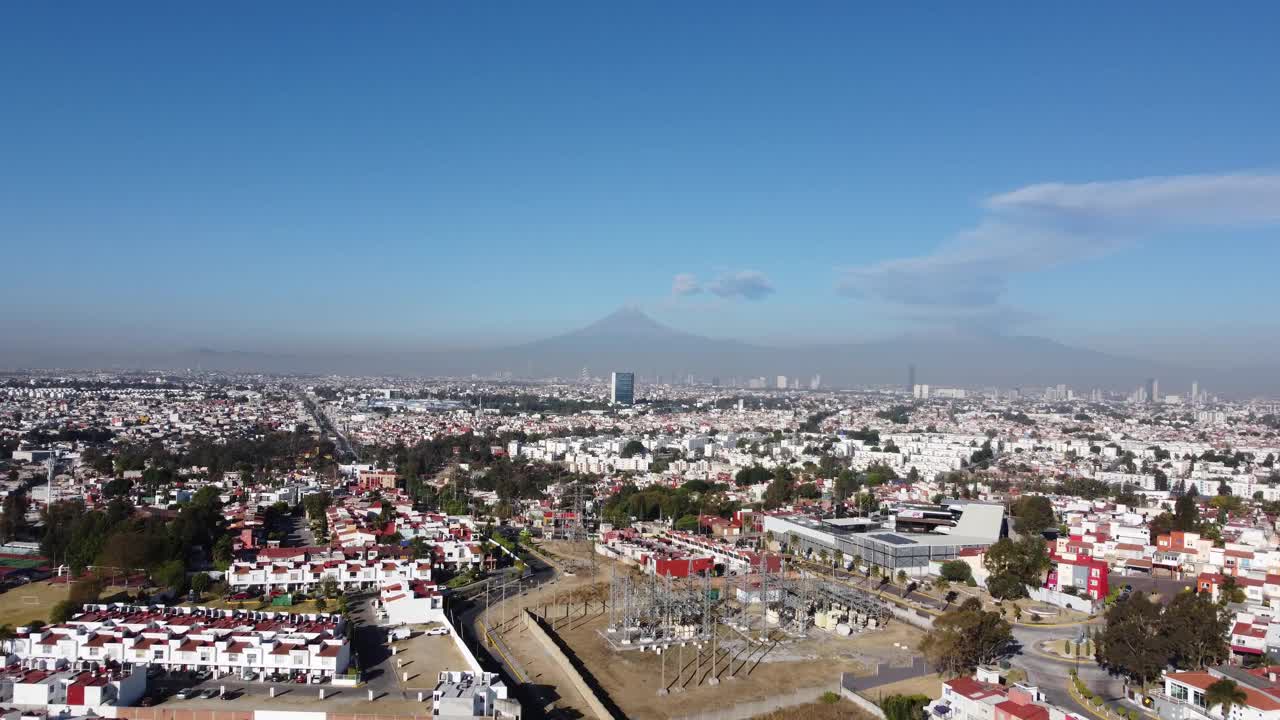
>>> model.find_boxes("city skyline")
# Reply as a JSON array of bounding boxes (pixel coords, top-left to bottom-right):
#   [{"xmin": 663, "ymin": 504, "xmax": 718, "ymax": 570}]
[
  {"xmin": 3, "ymin": 4, "xmax": 1280, "ymax": 367},
  {"xmin": 7, "ymin": 6, "xmax": 1280, "ymax": 720}
]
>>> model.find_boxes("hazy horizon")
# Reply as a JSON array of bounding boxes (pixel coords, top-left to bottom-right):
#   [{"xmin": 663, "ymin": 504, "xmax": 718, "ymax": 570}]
[{"xmin": 4, "ymin": 4, "xmax": 1280, "ymax": 378}]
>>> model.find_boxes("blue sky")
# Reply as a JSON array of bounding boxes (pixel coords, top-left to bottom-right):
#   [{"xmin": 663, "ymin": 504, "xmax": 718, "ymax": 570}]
[{"xmin": 3, "ymin": 3, "xmax": 1279, "ymax": 364}]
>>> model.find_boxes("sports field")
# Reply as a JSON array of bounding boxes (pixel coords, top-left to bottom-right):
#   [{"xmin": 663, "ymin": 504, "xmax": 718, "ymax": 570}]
[
  {"xmin": 0, "ymin": 580, "xmax": 70, "ymax": 626},
  {"xmin": 0, "ymin": 554, "xmax": 48, "ymax": 570}
]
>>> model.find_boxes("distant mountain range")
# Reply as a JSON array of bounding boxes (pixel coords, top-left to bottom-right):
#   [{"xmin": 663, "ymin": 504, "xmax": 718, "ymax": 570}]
[{"xmin": 3, "ymin": 307, "xmax": 1275, "ymax": 395}]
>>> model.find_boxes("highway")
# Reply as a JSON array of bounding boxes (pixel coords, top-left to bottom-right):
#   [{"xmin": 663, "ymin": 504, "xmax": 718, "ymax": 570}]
[{"xmin": 297, "ymin": 389, "xmax": 359, "ymax": 462}]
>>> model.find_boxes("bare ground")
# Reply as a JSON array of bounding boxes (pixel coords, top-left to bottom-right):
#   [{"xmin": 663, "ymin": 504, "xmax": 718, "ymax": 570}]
[{"xmin": 751, "ymin": 698, "xmax": 878, "ymax": 720}]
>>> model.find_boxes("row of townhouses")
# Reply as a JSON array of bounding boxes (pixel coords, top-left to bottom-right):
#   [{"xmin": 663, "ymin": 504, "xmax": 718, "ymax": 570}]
[{"xmin": 2, "ymin": 604, "xmax": 351, "ymax": 680}]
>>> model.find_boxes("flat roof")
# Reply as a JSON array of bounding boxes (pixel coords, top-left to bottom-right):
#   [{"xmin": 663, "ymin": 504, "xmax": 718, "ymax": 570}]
[
  {"xmin": 768, "ymin": 514, "xmax": 996, "ymax": 549},
  {"xmin": 825, "ymin": 517, "xmax": 879, "ymax": 528}
]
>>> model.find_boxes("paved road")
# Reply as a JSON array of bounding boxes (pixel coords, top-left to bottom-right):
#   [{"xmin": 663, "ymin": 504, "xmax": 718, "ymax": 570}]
[
  {"xmin": 285, "ymin": 511, "xmax": 316, "ymax": 547},
  {"xmin": 795, "ymin": 557, "xmax": 1125, "ymax": 718},
  {"xmin": 1012, "ymin": 622, "xmax": 1124, "ymax": 718},
  {"xmin": 149, "ymin": 672, "xmax": 340, "ymax": 705},
  {"xmin": 346, "ymin": 592, "xmax": 401, "ymax": 698},
  {"xmin": 297, "ymin": 389, "xmax": 359, "ymax": 462}
]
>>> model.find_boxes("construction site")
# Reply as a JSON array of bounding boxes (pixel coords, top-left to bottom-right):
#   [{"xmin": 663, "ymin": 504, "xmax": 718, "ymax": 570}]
[{"xmin": 480, "ymin": 540, "xmax": 922, "ymax": 720}]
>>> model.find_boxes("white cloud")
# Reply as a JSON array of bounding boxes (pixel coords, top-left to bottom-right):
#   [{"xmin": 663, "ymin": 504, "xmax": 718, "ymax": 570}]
[
  {"xmin": 985, "ymin": 173, "xmax": 1280, "ymax": 227},
  {"xmin": 671, "ymin": 273, "xmax": 702, "ymax": 296},
  {"xmin": 837, "ymin": 172, "xmax": 1280, "ymax": 312},
  {"xmin": 709, "ymin": 270, "xmax": 775, "ymax": 301}
]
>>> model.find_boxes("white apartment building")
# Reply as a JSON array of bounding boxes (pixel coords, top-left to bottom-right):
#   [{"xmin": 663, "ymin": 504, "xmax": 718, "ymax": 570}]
[
  {"xmin": 3, "ymin": 604, "xmax": 351, "ymax": 680},
  {"xmin": 433, "ymin": 671, "xmax": 521, "ymax": 719},
  {"xmin": 379, "ymin": 580, "xmax": 446, "ymax": 625},
  {"xmin": 5, "ymin": 666, "xmax": 147, "ymax": 713},
  {"xmin": 227, "ymin": 552, "xmax": 435, "ymax": 593}
]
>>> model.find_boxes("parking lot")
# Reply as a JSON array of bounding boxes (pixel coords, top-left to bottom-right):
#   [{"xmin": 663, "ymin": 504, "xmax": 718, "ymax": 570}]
[
  {"xmin": 143, "ymin": 674, "xmax": 429, "ymax": 715},
  {"xmin": 388, "ymin": 626, "xmax": 470, "ymax": 692}
]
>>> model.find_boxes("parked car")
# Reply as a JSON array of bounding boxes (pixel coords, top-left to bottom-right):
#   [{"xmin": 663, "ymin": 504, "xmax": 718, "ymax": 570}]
[
  {"xmin": 175, "ymin": 689, "xmax": 194, "ymax": 700},
  {"xmin": 200, "ymin": 689, "xmax": 219, "ymax": 699},
  {"xmin": 139, "ymin": 697, "xmax": 155, "ymax": 707},
  {"xmin": 425, "ymin": 626, "xmax": 450, "ymax": 636}
]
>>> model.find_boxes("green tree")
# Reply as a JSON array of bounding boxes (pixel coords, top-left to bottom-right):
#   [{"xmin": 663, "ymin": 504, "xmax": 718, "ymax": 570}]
[
  {"xmin": 50, "ymin": 600, "xmax": 78, "ymax": 624},
  {"xmin": 1218, "ymin": 575, "xmax": 1246, "ymax": 604},
  {"xmin": 1173, "ymin": 495, "xmax": 1199, "ymax": 531},
  {"xmin": 834, "ymin": 469, "xmax": 860, "ymax": 503},
  {"xmin": 1161, "ymin": 590, "xmax": 1229, "ymax": 670},
  {"xmin": 1011, "ymin": 496, "xmax": 1056, "ymax": 536},
  {"xmin": 320, "ymin": 577, "xmax": 340, "ymax": 598},
  {"xmin": 1096, "ymin": 592, "xmax": 1168, "ymax": 686},
  {"xmin": 675, "ymin": 514, "xmax": 701, "ymax": 532},
  {"xmin": 734, "ymin": 465, "xmax": 772, "ymax": 488},
  {"xmin": 939, "ymin": 560, "xmax": 972, "ymax": 583},
  {"xmin": 1204, "ymin": 679, "xmax": 1247, "ymax": 718},
  {"xmin": 920, "ymin": 598, "xmax": 1013, "ymax": 675},
  {"xmin": 983, "ymin": 536, "xmax": 1050, "ymax": 600},
  {"xmin": 882, "ymin": 694, "xmax": 931, "ymax": 720},
  {"xmin": 213, "ymin": 534, "xmax": 235, "ymax": 570},
  {"xmin": 155, "ymin": 559, "xmax": 188, "ymax": 594},
  {"xmin": 762, "ymin": 468, "xmax": 795, "ymax": 510},
  {"xmin": 189, "ymin": 573, "xmax": 211, "ymax": 598}
]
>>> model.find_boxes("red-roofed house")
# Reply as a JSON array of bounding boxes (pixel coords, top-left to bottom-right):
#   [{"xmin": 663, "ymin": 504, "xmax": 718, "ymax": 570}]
[{"xmin": 1163, "ymin": 669, "xmax": 1280, "ymax": 720}]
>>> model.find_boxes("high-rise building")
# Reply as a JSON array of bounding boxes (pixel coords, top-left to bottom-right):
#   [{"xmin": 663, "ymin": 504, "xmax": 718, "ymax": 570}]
[
  {"xmin": 610, "ymin": 372, "xmax": 635, "ymax": 405},
  {"xmin": 1145, "ymin": 378, "xmax": 1159, "ymax": 404},
  {"xmin": 776, "ymin": 375, "xmax": 788, "ymax": 390},
  {"xmin": 907, "ymin": 364, "xmax": 917, "ymax": 395},
  {"xmin": 1191, "ymin": 381, "xmax": 1199, "ymax": 405}
]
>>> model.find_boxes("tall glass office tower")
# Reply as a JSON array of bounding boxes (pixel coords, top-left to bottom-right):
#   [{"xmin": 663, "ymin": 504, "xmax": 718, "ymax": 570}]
[{"xmin": 610, "ymin": 371, "xmax": 635, "ymax": 405}]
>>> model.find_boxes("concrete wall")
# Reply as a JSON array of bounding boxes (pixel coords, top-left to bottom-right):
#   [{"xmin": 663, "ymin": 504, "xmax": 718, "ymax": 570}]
[
  {"xmin": 256, "ymin": 712, "xmax": 327, "ymax": 720},
  {"xmin": 841, "ymin": 689, "xmax": 888, "ymax": 719},
  {"xmin": 521, "ymin": 609, "xmax": 618, "ymax": 720},
  {"xmin": 888, "ymin": 603, "xmax": 935, "ymax": 631},
  {"xmin": 841, "ymin": 673, "xmax": 889, "ymax": 720},
  {"xmin": 1028, "ymin": 586, "xmax": 1096, "ymax": 613},
  {"xmin": 448, "ymin": 615, "xmax": 484, "ymax": 674}
]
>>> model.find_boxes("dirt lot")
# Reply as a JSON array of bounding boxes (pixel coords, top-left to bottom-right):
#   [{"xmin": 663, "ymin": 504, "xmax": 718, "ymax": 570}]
[
  {"xmin": 547, "ymin": 612, "xmax": 924, "ymax": 720},
  {"xmin": 486, "ymin": 549, "xmax": 927, "ymax": 720},
  {"xmin": 857, "ymin": 673, "xmax": 942, "ymax": 703},
  {"xmin": 483, "ymin": 558, "xmax": 604, "ymax": 719},
  {"xmin": 752, "ymin": 698, "xmax": 877, "ymax": 720}
]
